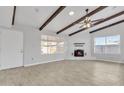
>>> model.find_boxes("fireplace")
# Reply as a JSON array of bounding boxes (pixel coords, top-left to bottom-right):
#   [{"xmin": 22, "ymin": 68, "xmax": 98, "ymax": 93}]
[{"xmin": 74, "ymin": 49, "xmax": 84, "ymax": 57}]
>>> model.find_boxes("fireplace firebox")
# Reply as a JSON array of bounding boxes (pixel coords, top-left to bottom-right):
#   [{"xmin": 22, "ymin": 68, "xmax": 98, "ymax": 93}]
[{"xmin": 74, "ymin": 49, "xmax": 84, "ymax": 57}]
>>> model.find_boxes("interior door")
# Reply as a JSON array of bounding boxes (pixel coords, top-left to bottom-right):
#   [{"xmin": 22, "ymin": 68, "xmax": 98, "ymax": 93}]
[
  {"xmin": 1, "ymin": 30, "xmax": 23, "ymax": 69},
  {"xmin": 0, "ymin": 32, "xmax": 1, "ymax": 68}
]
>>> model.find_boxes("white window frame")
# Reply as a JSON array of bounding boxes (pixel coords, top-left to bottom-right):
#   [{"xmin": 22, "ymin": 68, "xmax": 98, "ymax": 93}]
[
  {"xmin": 94, "ymin": 35, "xmax": 120, "ymax": 55},
  {"xmin": 41, "ymin": 35, "xmax": 64, "ymax": 55}
]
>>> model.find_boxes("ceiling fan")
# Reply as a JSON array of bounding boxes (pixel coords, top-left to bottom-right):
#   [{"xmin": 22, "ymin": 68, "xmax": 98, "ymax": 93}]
[{"xmin": 78, "ymin": 9, "xmax": 104, "ymax": 28}]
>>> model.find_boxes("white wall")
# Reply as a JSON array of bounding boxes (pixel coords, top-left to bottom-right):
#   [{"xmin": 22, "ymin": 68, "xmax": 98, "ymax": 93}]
[
  {"xmin": 0, "ymin": 26, "xmax": 67, "ymax": 68},
  {"xmin": 17, "ymin": 22, "xmax": 124, "ymax": 64},
  {"xmin": 66, "ymin": 32, "xmax": 94, "ymax": 60},
  {"xmin": 0, "ymin": 22, "xmax": 123, "ymax": 69},
  {"xmin": 23, "ymin": 30, "xmax": 67, "ymax": 66},
  {"xmin": 0, "ymin": 7, "xmax": 13, "ymax": 28},
  {"xmin": 14, "ymin": 26, "xmax": 67, "ymax": 66},
  {"xmin": 65, "ymin": 23, "xmax": 124, "ymax": 63},
  {"xmin": 90, "ymin": 23, "xmax": 124, "ymax": 62}
]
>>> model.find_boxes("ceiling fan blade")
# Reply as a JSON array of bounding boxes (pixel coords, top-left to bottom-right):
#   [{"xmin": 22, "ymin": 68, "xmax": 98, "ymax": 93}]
[
  {"xmin": 78, "ymin": 22, "xmax": 84, "ymax": 24},
  {"xmin": 91, "ymin": 18, "xmax": 104, "ymax": 22},
  {"xmin": 79, "ymin": 25, "xmax": 84, "ymax": 28}
]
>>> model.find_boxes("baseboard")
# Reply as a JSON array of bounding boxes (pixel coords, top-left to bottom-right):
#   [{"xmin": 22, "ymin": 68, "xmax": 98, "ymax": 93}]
[
  {"xmin": 0, "ymin": 65, "xmax": 23, "ymax": 71},
  {"xmin": 65, "ymin": 58, "xmax": 124, "ymax": 64},
  {"xmin": 66, "ymin": 58, "xmax": 96, "ymax": 60},
  {"xmin": 24, "ymin": 59, "xmax": 64, "ymax": 67},
  {"xmin": 94, "ymin": 59, "xmax": 124, "ymax": 64}
]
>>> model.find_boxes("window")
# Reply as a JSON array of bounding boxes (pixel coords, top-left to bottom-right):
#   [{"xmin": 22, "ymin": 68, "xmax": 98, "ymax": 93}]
[
  {"xmin": 94, "ymin": 37, "xmax": 106, "ymax": 54},
  {"xmin": 94, "ymin": 35, "xmax": 120, "ymax": 54},
  {"xmin": 41, "ymin": 35, "xmax": 64, "ymax": 55},
  {"xmin": 57, "ymin": 42, "xmax": 64, "ymax": 53}
]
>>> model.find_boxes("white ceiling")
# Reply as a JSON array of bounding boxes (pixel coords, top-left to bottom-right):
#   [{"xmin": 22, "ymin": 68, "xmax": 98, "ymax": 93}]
[
  {"xmin": 42, "ymin": 6, "xmax": 97, "ymax": 32},
  {"xmin": 61, "ymin": 6, "xmax": 124, "ymax": 35},
  {"xmin": 0, "ymin": 6, "xmax": 13, "ymax": 28},
  {"xmin": 15, "ymin": 6, "xmax": 59, "ymax": 28},
  {"xmin": 0, "ymin": 6, "xmax": 123, "ymax": 36}
]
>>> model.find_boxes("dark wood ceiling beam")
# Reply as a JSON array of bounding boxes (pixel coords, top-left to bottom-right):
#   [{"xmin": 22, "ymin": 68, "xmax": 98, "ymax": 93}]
[
  {"xmin": 69, "ymin": 28, "xmax": 87, "ymax": 36},
  {"xmin": 69, "ymin": 11, "xmax": 124, "ymax": 36},
  {"xmin": 39, "ymin": 6, "xmax": 66, "ymax": 31},
  {"xmin": 56, "ymin": 6, "xmax": 108, "ymax": 34},
  {"xmin": 92, "ymin": 11, "xmax": 124, "ymax": 25},
  {"xmin": 12, "ymin": 6, "xmax": 16, "ymax": 25},
  {"xmin": 89, "ymin": 20, "xmax": 124, "ymax": 34}
]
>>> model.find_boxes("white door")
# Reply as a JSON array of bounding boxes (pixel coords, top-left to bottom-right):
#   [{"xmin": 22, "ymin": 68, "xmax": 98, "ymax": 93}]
[
  {"xmin": 0, "ymin": 32, "xmax": 1, "ymax": 68},
  {"xmin": 1, "ymin": 30, "xmax": 23, "ymax": 69}
]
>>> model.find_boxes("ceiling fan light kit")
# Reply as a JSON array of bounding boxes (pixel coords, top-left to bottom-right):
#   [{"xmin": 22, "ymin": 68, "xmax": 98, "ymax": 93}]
[
  {"xmin": 79, "ymin": 8, "xmax": 104, "ymax": 29},
  {"xmin": 82, "ymin": 17, "xmax": 92, "ymax": 28}
]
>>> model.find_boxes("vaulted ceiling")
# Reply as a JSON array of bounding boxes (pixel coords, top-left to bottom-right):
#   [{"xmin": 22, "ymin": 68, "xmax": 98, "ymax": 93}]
[{"xmin": 0, "ymin": 6, "xmax": 123, "ymax": 36}]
